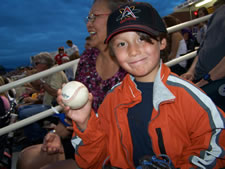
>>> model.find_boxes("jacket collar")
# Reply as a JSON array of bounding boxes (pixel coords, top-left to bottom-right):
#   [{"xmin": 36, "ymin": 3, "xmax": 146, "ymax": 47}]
[
  {"xmin": 126, "ymin": 61, "xmax": 175, "ymax": 111},
  {"xmin": 153, "ymin": 61, "xmax": 175, "ymax": 111}
]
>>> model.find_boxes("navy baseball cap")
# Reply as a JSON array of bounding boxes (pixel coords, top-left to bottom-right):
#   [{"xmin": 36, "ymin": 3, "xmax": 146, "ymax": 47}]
[{"xmin": 105, "ymin": 2, "xmax": 167, "ymax": 44}]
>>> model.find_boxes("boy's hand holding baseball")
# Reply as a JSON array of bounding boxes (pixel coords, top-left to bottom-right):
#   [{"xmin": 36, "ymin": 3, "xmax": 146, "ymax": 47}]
[{"xmin": 57, "ymin": 88, "xmax": 93, "ymax": 131}]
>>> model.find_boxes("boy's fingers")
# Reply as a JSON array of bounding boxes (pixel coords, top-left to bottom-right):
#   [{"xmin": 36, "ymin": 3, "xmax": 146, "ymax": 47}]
[{"xmin": 66, "ymin": 126, "xmax": 73, "ymax": 131}]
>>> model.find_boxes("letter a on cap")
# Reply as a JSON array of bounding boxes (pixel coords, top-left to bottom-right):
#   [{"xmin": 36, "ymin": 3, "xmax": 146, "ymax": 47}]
[{"xmin": 121, "ymin": 6, "xmax": 136, "ymax": 20}]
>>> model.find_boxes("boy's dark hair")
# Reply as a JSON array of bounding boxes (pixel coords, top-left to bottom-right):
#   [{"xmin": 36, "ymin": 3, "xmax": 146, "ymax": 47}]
[{"xmin": 108, "ymin": 31, "xmax": 167, "ymax": 59}]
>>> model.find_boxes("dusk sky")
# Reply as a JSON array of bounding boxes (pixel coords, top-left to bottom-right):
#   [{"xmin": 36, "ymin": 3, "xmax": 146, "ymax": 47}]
[{"xmin": 0, "ymin": 0, "xmax": 185, "ymax": 69}]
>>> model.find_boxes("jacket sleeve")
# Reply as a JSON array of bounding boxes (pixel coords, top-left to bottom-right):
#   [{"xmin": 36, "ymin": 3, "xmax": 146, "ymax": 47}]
[
  {"xmin": 177, "ymin": 89, "xmax": 225, "ymax": 169},
  {"xmin": 72, "ymin": 110, "xmax": 108, "ymax": 169}
]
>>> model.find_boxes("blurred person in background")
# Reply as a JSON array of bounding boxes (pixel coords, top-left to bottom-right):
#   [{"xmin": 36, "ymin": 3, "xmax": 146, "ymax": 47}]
[
  {"xmin": 181, "ymin": 2, "xmax": 225, "ymax": 112},
  {"xmin": 181, "ymin": 28, "xmax": 198, "ymax": 70},
  {"xmin": 54, "ymin": 47, "xmax": 68, "ymax": 65},
  {"xmin": 17, "ymin": 52, "xmax": 68, "ymax": 145},
  {"xmin": 66, "ymin": 40, "xmax": 80, "ymax": 60},
  {"xmin": 163, "ymin": 15, "xmax": 187, "ymax": 75},
  {"xmin": 84, "ymin": 36, "xmax": 92, "ymax": 50},
  {"xmin": 0, "ymin": 76, "xmax": 11, "ymax": 169},
  {"xmin": 0, "ymin": 76, "xmax": 10, "ymax": 113},
  {"xmin": 61, "ymin": 56, "xmax": 75, "ymax": 81},
  {"xmin": 181, "ymin": 28, "xmax": 198, "ymax": 53},
  {"xmin": 196, "ymin": 7, "xmax": 209, "ymax": 45}
]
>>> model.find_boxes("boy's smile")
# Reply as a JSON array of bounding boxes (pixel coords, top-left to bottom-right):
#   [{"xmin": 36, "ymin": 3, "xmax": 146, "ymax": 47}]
[
  {"xmin": 112, "ymin": 31, "xmax": 166, "ymax": 82},
  {"xmin": 128, "ymin": 57, "xmax": 148, "ymax": 65}
]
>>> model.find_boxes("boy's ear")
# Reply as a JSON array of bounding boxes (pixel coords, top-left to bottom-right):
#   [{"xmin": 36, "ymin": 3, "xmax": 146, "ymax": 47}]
[{"xmin": 159, "ymin": 38, "xmax": 167, "ymax": 50}]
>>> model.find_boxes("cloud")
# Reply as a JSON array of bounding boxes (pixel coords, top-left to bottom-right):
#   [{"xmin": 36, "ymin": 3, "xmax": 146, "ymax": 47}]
[{"xmin": 0, "ymin": 0, "xmax": 185, "ymax": 69}]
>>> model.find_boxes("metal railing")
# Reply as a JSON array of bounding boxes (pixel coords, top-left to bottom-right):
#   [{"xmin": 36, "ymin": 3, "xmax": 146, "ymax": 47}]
[{"xmin": 0, "ymin": 13, "xmax": 212, "ymax": 136}]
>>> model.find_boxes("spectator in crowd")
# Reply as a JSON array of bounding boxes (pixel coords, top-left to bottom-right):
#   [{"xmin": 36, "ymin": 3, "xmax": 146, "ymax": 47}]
[
  {"xmin": 181, "ymin": 3, "xmax": 225, "ymax": 112},
  {"xmin": 163, "ymin": 15, "xmax": 187, "ymax": 75},
  {"xmin": 54, "ymin": 47, "xmax": 68, "ymax": 65},
  {"xmin": 0, "ymin": 78, "xmax": 11, "ymax": 169},
  {"xmin": 213, "ymin": 0, "xmax": 225, "ymax": 9},
  {"xmin": 17, "ymin": 0, "xmax": 129, "ymax": 168},
  {"xmin": 61, "ymin": 56, "xmax": 75, "ymax": 81},
  {"xmin": 181, "ymin": 28, "xmax": 198, "ymax": 53},
  {"xmin": 53, "ymin": 2, "xmax": 225, "ymax": 168},
  {"xmin": 73, "ymin": 0, "xmax": 128, "ymax": 113},
  {"xmin": 84, "ymin": 36, "xmax": 92, "ymax": 50},
  {"xmin": 17, "ymin": 52, "xmax": 68, "ymax": 144},
  {"xmin": 181, "ymin": 28, "xmax": 198, "ymax": 70},
  {"xmin": 0, "ymin": 76, "xmax": 10, "ymax": 113},
  {"xmin": 196, "ymin": 7, "xmax": 209, "ymax": 45},
  {"xmin": 66, "ymin": 40, "xmax": 80, "ymax": 60}
]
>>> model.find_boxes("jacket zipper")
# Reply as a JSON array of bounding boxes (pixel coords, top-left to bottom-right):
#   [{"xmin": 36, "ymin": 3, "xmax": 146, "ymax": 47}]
[
  {"xmin": 114, "ymin": 102, "xmax": 136, "ymax": 168},
  {"xmin": 155, "ymin": 128, "xmax": 167, "ymax": 154},
  {"xmin": 150, "ymin": 100, "xmax": 174, "ymax": 156}
]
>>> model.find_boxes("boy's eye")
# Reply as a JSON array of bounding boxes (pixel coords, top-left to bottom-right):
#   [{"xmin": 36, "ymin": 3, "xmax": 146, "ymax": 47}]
[
  {"xmin": 138, "ymin": 36, "xmax": 145, "ymax": 41},
  {"xmin": 117, "ymin": 42, "xmax": 126, "ymax": 47}
]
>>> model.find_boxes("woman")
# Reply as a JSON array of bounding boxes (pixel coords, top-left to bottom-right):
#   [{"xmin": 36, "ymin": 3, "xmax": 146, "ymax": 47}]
[
  {"xmin": 17, "ymin": 0, "xmax": 129, "ymax": 169},
  {"xmin": 163, "ymin": 15, "xmax": 187, "ymax": 75},
  {"xmin": 17, "ymin": 52, "xmax": 68, "ymax": 144},
  {"xmin": 196, "ymin": 7, "xmax": 208, "ymax": 45},
  {"xmin": 75, "ymin": 0, "xmax": 128, "ymax": 112}
]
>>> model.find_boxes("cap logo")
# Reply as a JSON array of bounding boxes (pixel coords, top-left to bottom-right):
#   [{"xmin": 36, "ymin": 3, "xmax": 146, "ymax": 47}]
[{"xmin": 116, "ymin": 5, "xmax": 141, "ymax": 24}]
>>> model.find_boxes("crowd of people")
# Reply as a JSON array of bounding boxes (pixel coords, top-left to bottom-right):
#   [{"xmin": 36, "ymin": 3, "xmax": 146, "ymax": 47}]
[{"xmin": 0, "ymin": 0, "xmax": 225, "ymax": 168}]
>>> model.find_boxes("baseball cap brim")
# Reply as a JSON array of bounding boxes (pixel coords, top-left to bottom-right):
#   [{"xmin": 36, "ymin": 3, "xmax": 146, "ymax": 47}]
[{"xmin": 104, "ymin": 24, "xmax": 160, "ymax": 44}]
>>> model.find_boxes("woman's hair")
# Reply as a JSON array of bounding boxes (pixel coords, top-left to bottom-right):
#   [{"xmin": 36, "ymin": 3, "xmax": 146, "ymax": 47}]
[
  {"xmin": 163, "ymin": 15, "xmax": 181, "ymax": 28},
  {"xmin": 108, "ymin": 31, "xmax": 167, "ymax": 59},
  {"xmin": 162, "ymin": 15, "xmax": 182, "ymax": 62},
  {"xmin": 197, "ymin": 7, "xmax": 209, "ymax": 17},
  {"xmin": 33, "ymin": 52, "xmax": 55, "ymax": 68},
  {"xmin": 93, "ymin": 0, "xmax": 133, "ymax": 12}
]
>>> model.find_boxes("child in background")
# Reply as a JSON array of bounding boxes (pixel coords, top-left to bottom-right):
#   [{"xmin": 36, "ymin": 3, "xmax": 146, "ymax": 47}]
[
  {"xmin": 57, "ymin": 2, "xmax": 225, "ymax": 169},
  {"xmin": 54, "ymin": 47, "xmax": 68, "ymax": 65},
  {"xmin": 61, "ymin": 56, "xmax": 75, "ymax": 81}
]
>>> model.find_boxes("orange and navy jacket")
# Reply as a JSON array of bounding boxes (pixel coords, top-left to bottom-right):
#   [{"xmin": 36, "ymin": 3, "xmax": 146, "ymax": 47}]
[{"xmin": 72, "ymin": 63, "xmax": 225, "ymax": 169}]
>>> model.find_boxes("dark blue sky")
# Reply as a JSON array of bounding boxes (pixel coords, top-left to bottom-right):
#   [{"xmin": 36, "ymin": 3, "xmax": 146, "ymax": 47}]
[{"xmin": 0, "ymin": 0, "xmax": 185, "ymax": 69}]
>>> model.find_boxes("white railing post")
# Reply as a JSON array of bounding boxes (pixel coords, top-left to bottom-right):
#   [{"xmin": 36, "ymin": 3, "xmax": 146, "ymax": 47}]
[
  {"xmin": 0, "ymin": 105, "xmax": 62, "ymax": 136},
  {"xmin": 165, "ymin": 51, "xmax": 197, "ymax": 67},
  {"xmin": 167, "ymin": 14, "xmax": 212, "ymax": 33},
  {"xmin": 0, "ymin": 59, "xmax": 80, "ymax": 93}
]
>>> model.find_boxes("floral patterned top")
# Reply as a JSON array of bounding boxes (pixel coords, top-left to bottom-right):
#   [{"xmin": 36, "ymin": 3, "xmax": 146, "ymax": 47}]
[{"xmin": 75, "ymin": 48, "xmax": 127, "ymax": 112}]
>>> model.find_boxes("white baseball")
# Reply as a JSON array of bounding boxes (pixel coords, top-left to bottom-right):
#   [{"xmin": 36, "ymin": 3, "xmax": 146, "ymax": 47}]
[{"xmin": 61, "ymin": 81, "xmax": 89, "ymax": 109}]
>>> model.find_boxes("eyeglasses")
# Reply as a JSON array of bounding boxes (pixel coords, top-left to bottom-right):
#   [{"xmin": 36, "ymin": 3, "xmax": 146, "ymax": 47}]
[{"xmin": 85, "ymin": 13, "xmax": 110, "ymax": 23}]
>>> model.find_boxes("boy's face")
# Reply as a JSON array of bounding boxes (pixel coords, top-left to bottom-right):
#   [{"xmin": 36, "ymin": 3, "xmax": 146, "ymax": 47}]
[{"xmin": 112, "ymin": 31, "xmax": 166, "ymax": 82}]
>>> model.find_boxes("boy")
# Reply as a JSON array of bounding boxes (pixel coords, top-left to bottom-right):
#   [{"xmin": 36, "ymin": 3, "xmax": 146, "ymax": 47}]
[{"xmin": 58, "ymin": 2, "xmax": 225, "ymax": 169}]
